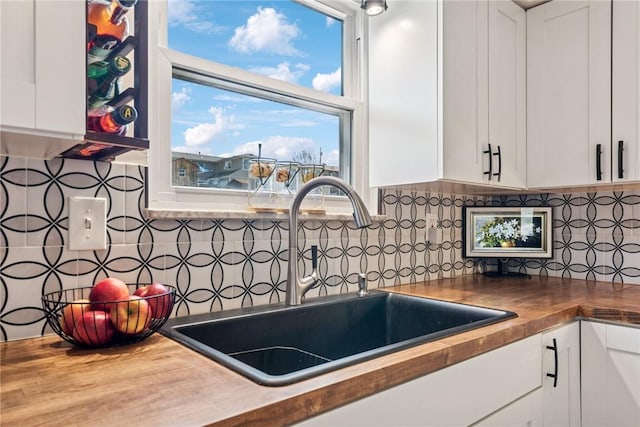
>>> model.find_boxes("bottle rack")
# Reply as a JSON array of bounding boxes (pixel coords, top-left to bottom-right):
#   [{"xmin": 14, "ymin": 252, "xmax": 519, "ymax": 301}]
[{"xmin": 62, "ymin": 0, "xmax": 149, "ymax": 161}]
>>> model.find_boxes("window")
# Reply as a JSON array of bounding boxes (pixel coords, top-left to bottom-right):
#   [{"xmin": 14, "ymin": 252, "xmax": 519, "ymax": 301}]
[
  {"xmin": 178, "ymin": 168, "xmax": 186, "ymax": 177},
  {"xmin": 147, "ymin": 0, "xmax": 371, "ymax": 214}
]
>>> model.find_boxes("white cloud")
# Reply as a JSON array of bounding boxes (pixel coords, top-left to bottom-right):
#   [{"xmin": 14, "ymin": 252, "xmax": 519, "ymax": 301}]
[
  {"xmin": 326, "ymin": 17, "xmax": 336, "ymax": 27},
  {"xmin": 322, "ymin": 149, "xmax": 340, "ymax": 167},
  {"xmin": 229, "ymin": 7, "xmax": 301, "ymax": 56},
  {"xmin": 279, "ymin": 120, "xmax": 317, "ymax": 128},
  {"xmin": 172, "ymin": 87, "xmax": 191, "ymax": 110},
  {"xmin": 312, "ymin": 67, "xmax": 341, "ymax": 93},
  {"xmin": 223, "ymin": 136, "xmax": 316, "ymax": 161},
  {"xmin": 182, "ymin": 106, "xmax": 237, "ymax": 147},
  {"xmin": 250, "ymin": 62, "xmax": 310, "ymax": 83},
  {"xmin": 168, "ymin": 0, "xmax": 221, "ymax": 34},
  {"xmin": 214, "ymin": 94, "xmax": 256, "ymax": 103}
]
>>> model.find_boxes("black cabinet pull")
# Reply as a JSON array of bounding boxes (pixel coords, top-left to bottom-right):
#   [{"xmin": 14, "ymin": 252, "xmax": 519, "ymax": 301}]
[
  {"xmin": 493, "ymin": 145, "xmax": 502, "ymax": 182},
  {"xmin": 618, "ymin": 140, "xmax": 624, "ymax": 179},
  {"xmin": 596, "ymin": 144, "xmax": 603, "ymax": 181},
  {"xmin": 546, "ymin": 338, "xmax": 558, "ymax": 388},
  {"xmin": 311, "ymin": 245, "xmax": 318, "ymax": 269},
  {"xmin": 483, "ymin": 144, "xmax": 493, "ymax": 181}
]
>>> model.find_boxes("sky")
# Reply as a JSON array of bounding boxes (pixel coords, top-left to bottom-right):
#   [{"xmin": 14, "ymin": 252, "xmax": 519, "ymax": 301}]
[{"xmin": 168, "ymin": 0, "xmax": 343, "ymax": 166}]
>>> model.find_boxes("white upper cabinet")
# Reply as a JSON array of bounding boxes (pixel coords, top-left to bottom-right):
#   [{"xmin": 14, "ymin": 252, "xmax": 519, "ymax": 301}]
[
  {"xmin": 368, "ymin": 0, "xmax": 439, "ymax": 188},
  {"xmin": 446, "ymin": 0, "xmax": 527, "ymax": 188},
  {"xmin": 486, "ymin": 1, "xmax": 527, "ymax": 188},
  {"xmin": 612, "ymin": 0, "xmax": 640, "ymax": 183},
  {"xmin": 527, "ymin": 0, "xmax": 639, "ymax": 188},
  {"xmin": 369, "ymin": 0, "xmax": 526, "ymax": 190},
  {"xmin": 0, "ymin": 0, "xmax": 85, "ymax": 158}
]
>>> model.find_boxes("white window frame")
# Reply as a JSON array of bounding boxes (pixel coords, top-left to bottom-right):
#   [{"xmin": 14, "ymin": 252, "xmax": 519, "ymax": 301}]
[{"xmin": 146, "ymin": 0, "xmax": 375, "ymax": 216}]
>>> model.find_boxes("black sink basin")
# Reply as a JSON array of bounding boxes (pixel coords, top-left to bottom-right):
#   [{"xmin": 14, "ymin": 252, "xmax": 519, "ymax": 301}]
[{"xmin": 161, "ymin": 290, "xmax": 516, "ymax": 386}]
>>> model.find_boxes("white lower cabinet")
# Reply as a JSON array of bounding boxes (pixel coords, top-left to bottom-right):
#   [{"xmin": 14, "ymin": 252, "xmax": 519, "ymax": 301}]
[
  {"xmin": 298, "ymin": 320, "xmax": 639, "ymax": 426},
  {"xmin": 472, "ymin": 388, "xmax": 543, "ymax": 427},
  {"xmin": 581, "ymin": 321, "xmax": 640, "ymax": 427},
  {"xmin": 297, "ymin": 335, "xmax": 542, "ymax": 426},
  {"xmin": 474, "ymin": 322, "xmax": 580, "ymax": 427},
  {"xmin": 541, "ymin": 322, "xmax": 581, "ymax": 427}
]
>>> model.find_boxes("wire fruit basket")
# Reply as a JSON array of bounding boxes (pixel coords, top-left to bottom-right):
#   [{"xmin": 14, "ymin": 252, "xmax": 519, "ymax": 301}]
[{"xmin": 42, "ymin": 284, "xmax": 176, "ymax": 348}]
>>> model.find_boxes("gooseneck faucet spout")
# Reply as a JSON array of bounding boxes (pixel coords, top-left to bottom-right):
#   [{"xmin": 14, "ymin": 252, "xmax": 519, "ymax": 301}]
[{"xmin": 287, "ymin": 176, "xmax": 372, "ymax": 306}]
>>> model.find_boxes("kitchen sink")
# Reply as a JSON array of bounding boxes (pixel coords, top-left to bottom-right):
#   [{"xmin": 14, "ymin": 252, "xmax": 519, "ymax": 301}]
[{"xmin": 161, "ymin": 290, "xmax": 517, "ymax": 386}]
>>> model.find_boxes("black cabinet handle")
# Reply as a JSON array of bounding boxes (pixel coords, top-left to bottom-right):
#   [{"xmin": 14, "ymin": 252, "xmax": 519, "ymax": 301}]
[
  {"xmin": 493, "ymin": 145, "xmax": 502, "ymax": 182},
  {"xmin": 596, "ymin": 144, "xmax": 603, "ymax": 181},
  {"xmin": 618, "ymin": 140, "xmax": 624, "ymax": 179},
  {"xmin": 546, "ymin": 338, "xmax": 558, "ymax": 388},
  {"xmin": 483, "ymin": 144, "xmax": 493, "ymax": 181},
  {"xmin": 311, "ymin": 245, "xmax": 318, "ymax": 269}
]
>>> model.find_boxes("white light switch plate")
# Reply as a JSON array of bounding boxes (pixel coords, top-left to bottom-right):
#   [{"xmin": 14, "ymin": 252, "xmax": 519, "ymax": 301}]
[
  {"xmin": 426, "ymin": 214, "xmax": 440, "ymax": 244},
  {"xmin": 68, "ymin": 197, "xmax": 107, "ymax": 251}
]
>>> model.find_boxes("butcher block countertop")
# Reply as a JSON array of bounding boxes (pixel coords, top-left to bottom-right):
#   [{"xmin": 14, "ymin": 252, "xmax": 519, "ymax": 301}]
[{"xmin": 2, "ymin": 276, "xmax": 640, "ymax": 427}]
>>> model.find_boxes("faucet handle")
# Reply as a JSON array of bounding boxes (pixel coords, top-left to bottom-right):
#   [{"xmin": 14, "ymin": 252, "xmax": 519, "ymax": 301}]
[{"xmin": 311, "ymin": 245, "xmax": 318, "ymax": 270}]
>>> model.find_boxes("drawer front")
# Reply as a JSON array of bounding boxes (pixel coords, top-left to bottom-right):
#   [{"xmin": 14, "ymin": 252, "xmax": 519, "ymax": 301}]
[{"xmin": 299, "ymin": 334, "xmax": 543, "ymax": 426}]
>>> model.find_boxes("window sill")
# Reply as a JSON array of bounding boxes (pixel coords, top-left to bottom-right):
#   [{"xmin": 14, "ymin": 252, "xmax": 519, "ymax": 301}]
[{"xmin": 144, "ymin": 207, "xmax": 386, "ymax": 222}]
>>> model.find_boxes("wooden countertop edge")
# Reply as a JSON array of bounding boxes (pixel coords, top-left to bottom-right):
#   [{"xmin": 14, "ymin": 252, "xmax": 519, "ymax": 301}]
[{"xmin": 579, "ymin": 304, "xmax": 640, "ymax": 325}]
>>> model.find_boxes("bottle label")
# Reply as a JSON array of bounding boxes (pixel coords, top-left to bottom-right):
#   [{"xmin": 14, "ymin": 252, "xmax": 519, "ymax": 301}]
[{"xmin": 88, "ymin": 35, "xmax": 121, "ymax": 63}]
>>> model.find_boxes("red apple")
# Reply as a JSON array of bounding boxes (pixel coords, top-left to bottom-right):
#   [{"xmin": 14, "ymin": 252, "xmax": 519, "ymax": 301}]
[
  {"xmin": 89, "ymin": 277, "xmax": 129, "ymax": 312},
  {"xmin": 60, "ymin": 299, "xmax": 91, "ymax": 336},
  {"xmin": 72, "ymin": 311, "xmax": 116, "ymax": 346},
  {"xmin": 134, "ymin": 283, "xmax": 173, "ymax": 319},
  {"xmin": 110, "ymin": 295, "xmax": 152, "ymax": 335}
]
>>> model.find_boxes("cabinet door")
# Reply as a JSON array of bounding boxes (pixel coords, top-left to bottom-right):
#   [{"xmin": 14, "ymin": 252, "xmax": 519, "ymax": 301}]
[
  {"xmin": 368, "ymin": 0, "xmax": 439, "ymax": 188},
  {"xmin": 527, "ymin": 0, "xmax": 611, "ymax": 188},
  {"xmin": 486, "ymin": 0, "xmax": 526, "ymax": 188},
  {"xmin": 1, "ymin": 0, "xmax": 85, "ymax": 147},
  {"xmin": 541, "ymin": 322, "xmax": 581, "ymax": 427},
  {"xmin": 582, "ymin": 321, "xmax": 640, "ymax": 427},
  {"xmin": 612, "ymin": 0, "xmax": 640, "ymax": 182},
  {"xmin": 442, "ymin": 0, "xmax": 484, "ymax": 185},
  {"xmin": 443, "ymin": 0, "xmax": 526, "ymax": 188},
  {"xmin": 1, "ymin": 0, "xmax": 36, "ymax": 130}
]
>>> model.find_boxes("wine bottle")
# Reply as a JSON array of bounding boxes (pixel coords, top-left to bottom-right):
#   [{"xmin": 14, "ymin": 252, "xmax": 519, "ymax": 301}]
[
  {"xmin": 87, "ymin": 104, "xmax": 138, "ymax": 136},
  {"xmin": 87, "ymin": 0, "xmax": 138, "ymax": 63},
  {"xmin": 87, "ymin": 55, "xmax": 131, "ymax": 109}
]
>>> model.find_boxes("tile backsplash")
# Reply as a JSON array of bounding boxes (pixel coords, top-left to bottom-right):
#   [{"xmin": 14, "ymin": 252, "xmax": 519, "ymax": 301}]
[{"xmin": 1, "ymin": 155, "xmax": 639, "ymax": 341}]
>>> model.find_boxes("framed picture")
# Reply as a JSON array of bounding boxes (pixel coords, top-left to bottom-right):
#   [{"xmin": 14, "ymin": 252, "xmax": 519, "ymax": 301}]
[{"xmin": 462, "ymin": 206, "xmax": 553, "ymax": 259}]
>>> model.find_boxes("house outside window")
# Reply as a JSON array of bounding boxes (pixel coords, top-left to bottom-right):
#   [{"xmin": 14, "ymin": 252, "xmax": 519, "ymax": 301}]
[{"xmin": 147, "ymin": 0, "xmax": 371, "ymax": 213}]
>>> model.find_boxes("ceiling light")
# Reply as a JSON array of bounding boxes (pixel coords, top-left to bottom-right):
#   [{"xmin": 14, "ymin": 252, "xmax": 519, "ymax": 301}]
[{"xmin": 361, "ymin": 0, "xmax": 388, "ymax": 16}]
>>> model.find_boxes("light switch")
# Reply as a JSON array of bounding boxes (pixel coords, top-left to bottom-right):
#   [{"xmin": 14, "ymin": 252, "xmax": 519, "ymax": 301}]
[
  {"xmin": 426, "ymin": 213, "xmax": 438, "ymax": 243},
  {"xmin": 68, "ymin": 197, "xmax": 107, "ymax": 251}
]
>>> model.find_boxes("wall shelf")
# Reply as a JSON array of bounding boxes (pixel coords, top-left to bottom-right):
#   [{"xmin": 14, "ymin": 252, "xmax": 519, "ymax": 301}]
[{"xmin": 61, "ymin": 0, "xmax": 149, "ymax": 162}]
